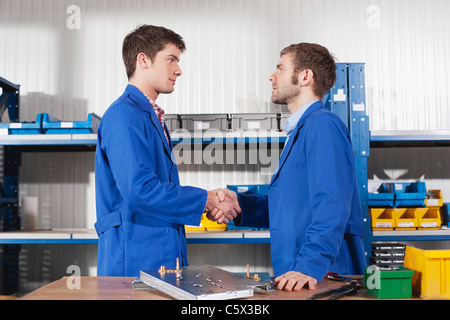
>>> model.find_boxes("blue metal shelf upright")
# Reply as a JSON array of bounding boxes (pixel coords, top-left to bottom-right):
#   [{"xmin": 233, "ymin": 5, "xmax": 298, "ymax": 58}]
[
  {"xmin": 0, "ymin": 76, "xmax": 21, "ymax": 295},
  {"xmin": 325, "ymin": 63, "xmax": 371, "ymax": 263}
]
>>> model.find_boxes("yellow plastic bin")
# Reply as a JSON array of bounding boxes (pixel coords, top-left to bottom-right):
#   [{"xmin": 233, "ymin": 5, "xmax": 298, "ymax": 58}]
[
  {"xmin": 417, "ymin": 208, "xmax": 442, "ymax": 230},
  {"xmin": 185, "ymin": 213, "xmax": 206, "ymax": 232},
  {"xmin": 404, "ymin": 246, "xmax": 450, "ymax": 299},
  {"xmin": 370, "ymin": 208, "xmax": 395, "ymax": 231},
  {"xmin": 393, "ymin": 208, "xmax": 418, "ymax": 230},
  {"xmin": 203, "ymin": 215, "xmax": 227, "ymax": 231},
  {"xmin": 425, "ymin": 189, "xmax": 443, "ymax": 207}
]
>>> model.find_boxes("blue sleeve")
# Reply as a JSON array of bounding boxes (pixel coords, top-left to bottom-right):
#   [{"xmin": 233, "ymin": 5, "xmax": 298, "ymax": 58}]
[
  {"xmin": 99, "ymin": 103, "xmax": 206, "ymax": 226},
  {"xmin": 235, "ymin": 192, "xmax": 270, "ymax": 228},
  {"xmin": 294, "ymin": 114, "xmax": 356, "ymax": 280}
]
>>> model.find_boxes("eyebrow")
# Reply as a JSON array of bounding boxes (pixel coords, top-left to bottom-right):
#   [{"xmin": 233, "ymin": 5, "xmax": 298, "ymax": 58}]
[{"xmin": 167, "ymin": 54, "xmax": 180, "ymax": 62}]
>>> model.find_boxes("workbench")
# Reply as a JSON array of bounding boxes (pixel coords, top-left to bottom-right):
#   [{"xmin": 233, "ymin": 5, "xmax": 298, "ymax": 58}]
[
  {"xmin": 16, "ymin": 276, "xmax": 424, "ymax": 320},
  {"xmin": 19, "ymin": 276, "xmax": 377, "ymax": 300}
]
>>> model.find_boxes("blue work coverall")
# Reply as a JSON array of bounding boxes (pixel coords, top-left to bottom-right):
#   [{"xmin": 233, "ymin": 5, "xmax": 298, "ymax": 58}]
[
  {"xmin": 236, "ymin": 101, "xmax": 367, "ymax": 281},
  {"xmin": 95, "ymin": 84, "xmax": 207, "ymax": 277}
]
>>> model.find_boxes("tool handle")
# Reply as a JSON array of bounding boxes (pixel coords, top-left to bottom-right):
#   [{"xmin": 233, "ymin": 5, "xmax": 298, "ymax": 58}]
[{"xmin": 310, "ymin": 287, "xmax": 345, "ymax": 300}]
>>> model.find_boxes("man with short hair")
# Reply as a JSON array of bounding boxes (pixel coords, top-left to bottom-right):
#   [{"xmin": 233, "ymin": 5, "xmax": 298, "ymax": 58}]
[
  {"xmin": 95, "ymin": 25, "xmax": 240, "ymax": 277},
  {"xmin": 213, "ymin": 43, "xmax": 366, "ymax": 291}
]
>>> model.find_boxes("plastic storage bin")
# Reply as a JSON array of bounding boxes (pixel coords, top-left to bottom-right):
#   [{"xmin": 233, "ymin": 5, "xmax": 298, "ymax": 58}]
[
  {"xmin": 364, "ymin": 266, "xmax": 414, "ymax": 299},
  {"xmin": 372, "ymin": 207, "xmax": 442, "ymax": 231},
  {"xmin": 384, "ymin": 182, "xmax": 427, "ymax": 207},
  {"xmin": 417, "ymin": 207, "xmax": 442, "ymax": 230},
  {"xmin": 370, "ymin": 208, "xmax": 395, "ymax": 230},
  {"xmin": 203, "ymin": 216, "xmax": 227, "ymax": 231},
  {"xmin": 425, "ymin": 189, "xmax": 443, "ymax": 207},
  {"xmin": 443, "ymin": 203, "xmax": 450, "ymax": 227},
  {"xmin": 227, "ymin": 184, "xmax": 269, "ymax": 195},
  {"xmin": 369, "ymin": 183, "xmax": 396, "ymax": 208},
  {"xmin": 180, "ymin": 114, "xmax": 230, "ymax": 131},
  {"xmin": 393, "ymin": 208, "xmax": 423, "ymax": 230},
  {"xmin": 368, "ymin": 192, "xmax": 395, "ymax": 208},
  {"xmin": 185, "ymin": 213, "xmax": 227, "ymax": 232},
  {"xmin": 185, "ymin": 213, "xmax": 206, "ymax": 232},
  {"xmin": 0, "ymin": 113, "xmax": 43, "ymax": 135},
  {"xmin": 164, "ymin": 114, "xmax": 182, "ymax": 132},
  {"xmin": 230, "ymin": 113, "xmax": 278, "ymax": 131},
  {"xmin": 42, "ymin": 113, "xmax": 100, "ymax": 134},
  {"xmin": 404, "ymin": 246, "xmax": 450, "ymax": 299}
]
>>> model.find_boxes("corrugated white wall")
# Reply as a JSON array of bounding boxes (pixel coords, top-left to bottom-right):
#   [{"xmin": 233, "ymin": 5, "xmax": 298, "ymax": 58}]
[
  {"xmin": 1, "ymin": 0, "xmax": 450, "ymax": 293},
  {"xmin": 2, "ymin": 0, "xmax": 449, "ymax": 129}
]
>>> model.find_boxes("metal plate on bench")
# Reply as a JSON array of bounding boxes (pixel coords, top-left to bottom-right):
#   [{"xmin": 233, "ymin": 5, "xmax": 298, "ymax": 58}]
[{"xmin": 139, "ymin": 265, "xmax": 271, "ymax": 300}]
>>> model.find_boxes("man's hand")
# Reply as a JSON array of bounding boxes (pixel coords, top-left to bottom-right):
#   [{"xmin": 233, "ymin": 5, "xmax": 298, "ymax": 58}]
[
  {"xmin": 205, "ymin": 189, "xmax": 241, "ymax": 224},
  {"xmin": 274, "ymin": 271, "xmax": 318, "ymax": 291}
]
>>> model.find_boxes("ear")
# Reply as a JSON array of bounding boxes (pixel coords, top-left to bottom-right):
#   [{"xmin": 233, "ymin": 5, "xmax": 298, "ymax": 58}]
[
  {"xmin": 136, "ymin": 53, "xmax": 150, "ymax": 70},
  {"xmin": 299, "ymin": 69, "xmax": 314, "ymax": 86}
]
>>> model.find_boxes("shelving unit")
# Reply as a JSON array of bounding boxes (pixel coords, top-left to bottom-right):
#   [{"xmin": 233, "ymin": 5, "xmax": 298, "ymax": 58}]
[
  {"xmin": 1, "ymin": 76, "xmax": 21, "ymax": 295},
  {"xmin": 0, "ymin": 134, "xmax": 97, "ymax": 146},
  {"xmin": 0, "ymin": 229, "xmax": 97, "ymax": 244},
  {"xmin": 370, "ymin": 130, "xmax": 450, "ymax": 148},
  {"xmin": 0, "ymin": 229, "xmax": 271, "ymax": 245},
  {"xmin": 370, "ymin": 130, "xmax": 450, "ymax": 243},
  {"xmin": 2, "ymin": 130, "xmax": 448, "ymax": 246},
  {"xmin": 373, "ymin": 229, "xmax": 450, "ymax": 242}
]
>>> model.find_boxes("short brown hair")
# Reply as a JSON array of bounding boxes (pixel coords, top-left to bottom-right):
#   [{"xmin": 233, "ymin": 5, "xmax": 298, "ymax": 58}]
[
  {"xmin": 280, "ymin": 43, "xmax": 336, "ymax": 98},
  {"xmin": 122, "ymin": 25, "xmax": 186, "ymax": 79}
]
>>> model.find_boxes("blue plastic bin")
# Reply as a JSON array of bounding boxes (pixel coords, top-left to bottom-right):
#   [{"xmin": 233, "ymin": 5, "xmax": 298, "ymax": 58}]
[
  {"xmin": 384, "ymin": 182, "xmax": 427, "ymax": 207},
  {"xmin": 370, "ymin": 182, "xmax": 427, "ymax": 208},
  {"xmin": 227, "ymin": 184, "xmax": 269, "ymax": 195},
  {"xmin": 0, "ymin": 114, "xmax": 43, "ymax": 134},
  {"xmin": 42, "ymin": 113, "xmax": 100, "ymax": 134},
  {"xmin": 442, "ymin": 203, "xmax": 450, "ymax": 227},
  {"xmin": 368, "ymin": 192, "xmax": 395, "ymax": 208}
]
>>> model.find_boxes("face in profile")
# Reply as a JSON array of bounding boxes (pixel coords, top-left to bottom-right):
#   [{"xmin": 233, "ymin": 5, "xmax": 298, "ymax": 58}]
[
  {"xmin": 145, "ymin": 43, "xmax": 182, "ymax": 97},
  {"xmin": 269, "ymin": 53, "xmax": 301, "ymax": 105}
]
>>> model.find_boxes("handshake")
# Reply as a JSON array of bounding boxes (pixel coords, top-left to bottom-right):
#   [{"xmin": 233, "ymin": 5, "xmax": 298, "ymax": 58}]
[{"xmin": 204, "ymin": 189, "xmax": 242, "ymax": 224}]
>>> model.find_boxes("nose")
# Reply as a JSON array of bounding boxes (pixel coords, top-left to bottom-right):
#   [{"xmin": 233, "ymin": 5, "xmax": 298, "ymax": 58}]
[
  {"xmin": 174, "ymin": 63, "xmax": 182, "ymax": 77},
  {"xmin": 269, "ymin": 73, "xmax": 275, "ymax": 83}
]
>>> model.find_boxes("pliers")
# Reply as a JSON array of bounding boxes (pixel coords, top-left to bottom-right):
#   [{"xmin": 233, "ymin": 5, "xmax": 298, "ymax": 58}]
[{"xmin": 310, "ymin": 273, "xmax": 364, "ymax": 300}]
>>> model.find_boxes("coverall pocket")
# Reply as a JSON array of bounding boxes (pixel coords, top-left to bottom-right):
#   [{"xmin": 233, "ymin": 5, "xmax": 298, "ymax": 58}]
[{"xmin": 126, "ymin": 224, "xmax": 177, "ymax": 269}]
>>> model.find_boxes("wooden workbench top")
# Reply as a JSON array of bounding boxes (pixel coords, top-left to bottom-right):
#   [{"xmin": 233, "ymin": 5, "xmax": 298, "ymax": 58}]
[{"xmin": 19, "ymin": 276, "xmax": 374, "ymax": 300}]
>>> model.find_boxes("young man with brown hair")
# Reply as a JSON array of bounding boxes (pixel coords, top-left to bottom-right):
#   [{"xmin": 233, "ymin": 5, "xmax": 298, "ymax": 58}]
[
  {"xmin": 95, "ymin": 25, "xmax": 240, "ymax": 277},
  {"xmin": 213, "ymin": 43, "xmax": 366, "ymax": 291}
]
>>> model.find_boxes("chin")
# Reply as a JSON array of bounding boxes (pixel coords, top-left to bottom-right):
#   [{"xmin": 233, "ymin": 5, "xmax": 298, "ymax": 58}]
[
  {"xmin": 161, "ymin": 88, "xmax": 175, "ymax": 94},
  {"xmin": 271, "ymin": 97, "xmax": 285, "ymax": 105}
]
